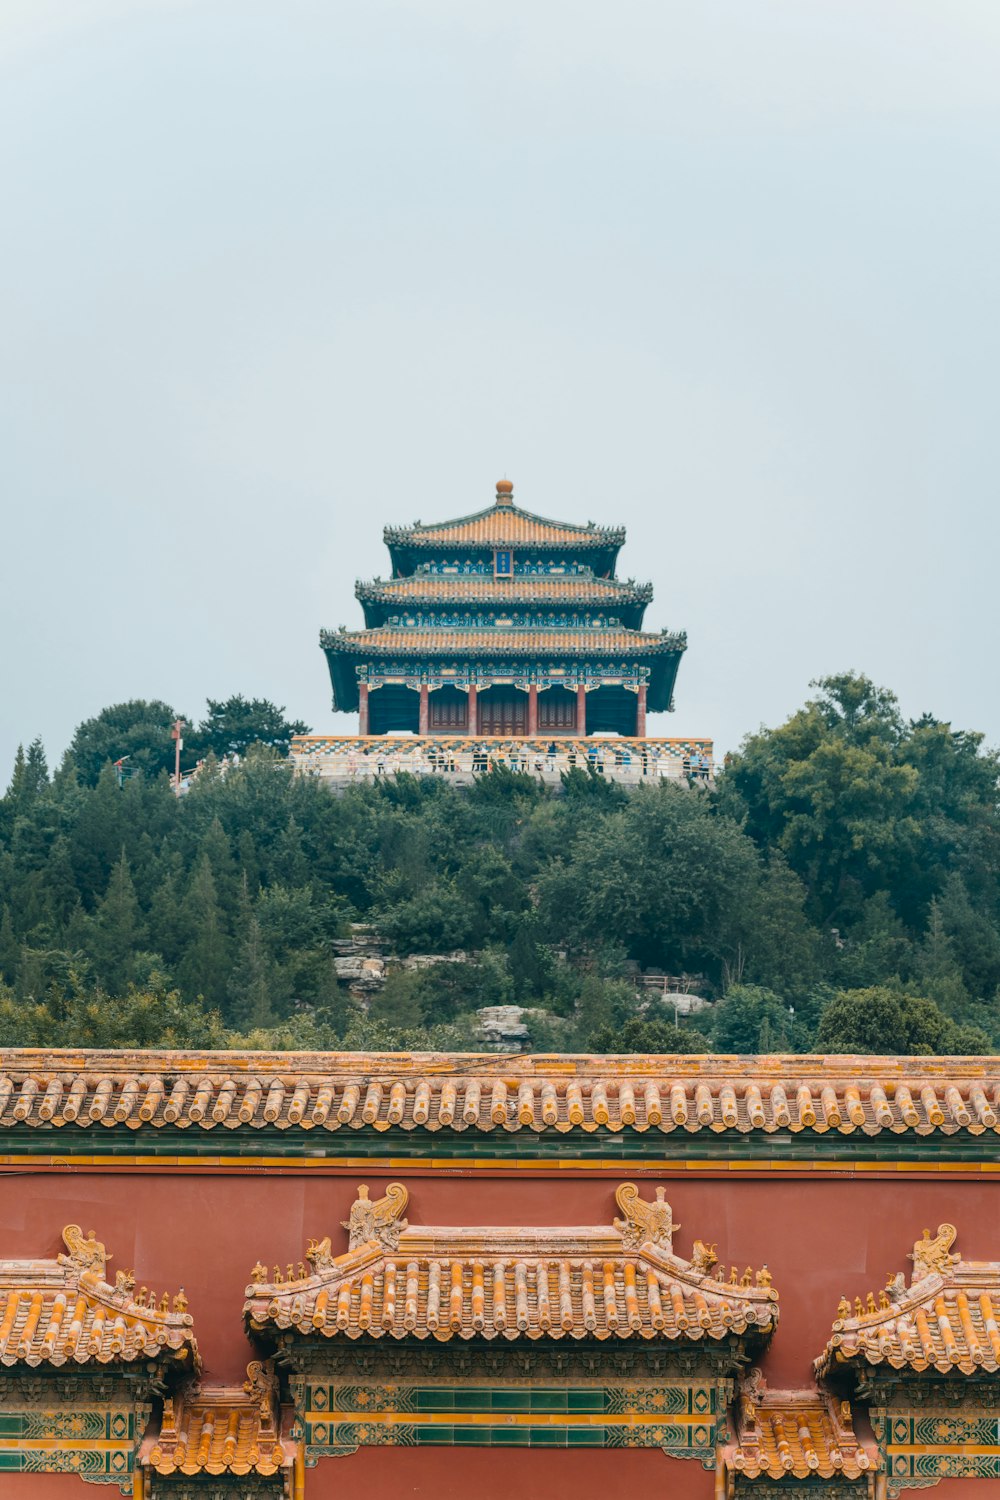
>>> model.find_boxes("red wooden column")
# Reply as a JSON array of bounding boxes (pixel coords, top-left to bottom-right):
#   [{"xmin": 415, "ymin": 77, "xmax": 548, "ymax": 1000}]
[
  {"xmin": 419, "ymin": 685, "xmax": 430, "ymax": 735},
  {"xmin": 467, "ymin": 684, "xmax": 478, "ymax": 734},
  {"xmin": 527, "ymin": 685, "xmax": 538, "ymax": 737},
  {"xmin": 636, "ymin": 683, "xmax": 647, "ymax": 738},
  {"xmin": 358, "ymin": 682, "xmax": 369, "ymax": 736},
  {"xmin": 576, "ymin": 683, "xmax": 587, "ymax": 736}
]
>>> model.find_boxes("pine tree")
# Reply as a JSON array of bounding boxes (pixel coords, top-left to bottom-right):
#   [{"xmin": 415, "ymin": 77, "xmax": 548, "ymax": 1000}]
[
  {"xmin": 46, "ymin": 836, "xmax": 81, "ymax": 929},
  {"xmin": 177, "ymin": 855, "xmax": 231, "ymax": 1011},
  {"xmin": 92, "ymin": 850, "xmax": 145, "ymax": 992},
  {"xmin": 198, "ymin": 817, "xmax": 239, "ymax": 917},
  {"xmin": 0, "ymin": 907, "xmax": 18, "ymax": 983},
  {"xmin": 227, "ymin": 914, "xmax": 276, "ymax": 1029}
]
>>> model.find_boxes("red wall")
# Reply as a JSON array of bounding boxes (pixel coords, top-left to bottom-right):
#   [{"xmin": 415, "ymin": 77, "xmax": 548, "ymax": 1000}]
[
  {"xmin": 4, "ymin": 1168, "xmax": 999, "ymax": 1498},
  {"xmin": 9, "ymin": 1459, "xmax": 1000, "ymax": 1499},
  {"xmin": 3, "ymin": 1169, "xmax": 997, "ymax": 1385}
]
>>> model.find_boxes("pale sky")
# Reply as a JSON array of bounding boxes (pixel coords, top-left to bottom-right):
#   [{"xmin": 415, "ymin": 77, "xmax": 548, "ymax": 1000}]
[{"xmin": 2, "ymin": 0, "xmax": 999, "ymax": 776}]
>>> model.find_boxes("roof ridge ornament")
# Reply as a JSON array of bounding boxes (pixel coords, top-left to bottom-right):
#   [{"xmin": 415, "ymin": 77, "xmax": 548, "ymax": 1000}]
[
  {"xmin": 341, "ymin": 1182, "xmax": 409, "ymax": 1250},
  {"xmin": 495, "ymin": 478, "xmax": 514, "ymax": 507},
  {"xmin": 908, "ymin": 1222, "xmax": 958, "ymax": 1282},
  {"xmin": 613, "ymin": 1182, "xmax": 677, "ymax": 1251},
  {"xmin": 58, "ymin": 1223, "xmax": 109, "ymax": 1276}
]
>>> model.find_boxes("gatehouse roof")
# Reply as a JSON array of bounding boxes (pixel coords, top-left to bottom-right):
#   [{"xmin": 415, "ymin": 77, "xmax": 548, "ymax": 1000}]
[
  {"xmin": 141, "ymin": 1361, "xmax": 293, "ymax": 1480},
  {"xmin": 815, "ymin": 1223, "xmax": 1000, "ymax": 1380},
  {"xmin": 243, "ymin": 1181, "xmax": 777, "ymax": 1347},
  {"xmin": 0, "ymin": 1224, "xmax": 198, "ymax": 1371},
  {"xmin": 721, "ymin": 1379, "xmax": 874, "ymax": 1482}
]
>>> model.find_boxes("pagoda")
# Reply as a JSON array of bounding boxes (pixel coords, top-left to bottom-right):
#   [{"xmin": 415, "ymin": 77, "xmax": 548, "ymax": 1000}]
[{"xmin": 320, "ymin": 479, "xmax": 686, "ymax": 738}]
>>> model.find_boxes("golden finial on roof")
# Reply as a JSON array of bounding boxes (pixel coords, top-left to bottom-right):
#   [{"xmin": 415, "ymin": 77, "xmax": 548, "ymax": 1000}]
[
  {"xmin": 495, "ymin": 478, "xmax": 514, "ymax": 507},
  {"xmin": 854, "ymin": 1297, "xmax": 863, "ymax": 1318},
  {"xmin": 342, "ymin": 1182, "xmax": 409, "ymax": 1251},
  {"xmin": 756, "ymin": 1266, "xmax": 772, "ymax": 1289},
  {"xmin": 614, "ymin": 1183, "xmax": 676, "ymax": 1251},
  {"xmin": 837, "ymin": 1296, "xmax": 850, "ymax": 1319},
  {"xmin": 250, "ymin": 1262, "xmax": 267, "ymax": 1283},
  {"xmin": 866, "ymin": 1292, "xmax": 877, "ymax": 1315},
  {"xmin": 879, "ymin": 1290, "xmax": 890, "ymax": 1310},
  {"xmin": 173, "ymin": 1289, "xmax": 188, "ymax": 1313}
]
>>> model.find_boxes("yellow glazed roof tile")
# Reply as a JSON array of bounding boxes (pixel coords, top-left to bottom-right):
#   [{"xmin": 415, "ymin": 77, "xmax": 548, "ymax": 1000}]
[
  {"xmin": 357, "ymin": 576, "xmax": 648, "ymax": 603},
  {"xmin": 384, "ymin": 501, "xmax": 624, "ymax": 550},
  {"xmin": 722, "ymin": 1376, "xmax": 875, "ymax": 1481},
  {"xmin": 321, "ymin": 626, "xmax": 673, "ymax": 653},
  {"xmin": 142, "ymin": 1361, "xmax": 293, "ymax": 1478},
  {"xmin": 0, "ymin": 1225, "xmax": 198, "ymax": 1371},
  {"xmin": 243, "ymin": 1182, "xmax": 778, "ymax": 1345},
  {"xmin": 0, "ymin": 1052, "xmax": 997, "ymax": 1138},
  {"xmin": 815, "ymin": 1223, "xmax": 1000, "ymax": 1378}
]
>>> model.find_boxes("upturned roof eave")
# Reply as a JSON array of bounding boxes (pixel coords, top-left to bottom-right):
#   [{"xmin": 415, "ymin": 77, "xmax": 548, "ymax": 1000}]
[
  {"xmin": 320, "ymin": 628, "xmax": 686, "ymax": 657},
  {"xmin": 383, "ymin": 502, "xmax": 626, "ymax": 546}
]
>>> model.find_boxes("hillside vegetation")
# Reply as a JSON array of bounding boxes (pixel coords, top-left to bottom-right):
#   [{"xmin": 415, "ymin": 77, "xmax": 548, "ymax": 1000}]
[{"xmin": 1, "ymin": 675, "xmax": 998, "ymax": 1054}]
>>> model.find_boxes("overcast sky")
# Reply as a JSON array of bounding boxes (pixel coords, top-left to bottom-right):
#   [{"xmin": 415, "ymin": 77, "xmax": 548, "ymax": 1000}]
[{"xmin": 2, "ymin": 0, "xmax": 999, "ymax": 777}]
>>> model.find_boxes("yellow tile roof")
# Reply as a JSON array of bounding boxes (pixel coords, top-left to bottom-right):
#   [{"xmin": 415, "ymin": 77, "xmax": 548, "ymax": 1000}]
[
  {"xmin": 0, "ymin": 1053, "xmax": 997, "ymax": 1138},
  {"xmin": 385, "ymin": 504, "xmax": 624, "ymax": 550},
  {"xmin": 815, "ymin": 1223, "xmax": 1000, "ymax": 1379},
  {"xmin": 357, "ymin": 576, "xmax": 646, "ymax": 602},
  {"xmin": 323, "ymin": 626, "xmax": 676, "ymax": 653},
  {"xmin": 723, "ymin": 1378, "xmax": 874, "ymax": 1481},
  {"xmin": 0, "ymin": 1224, "xmax": 198, "ymax": 1370},
  {"xmin": 142, "ymin": 1362, "xmax": 293, "ymax": 1478},
  {"xmin": 244, "ymin": 1182, "xmax": 778, "ymax": 1346}
]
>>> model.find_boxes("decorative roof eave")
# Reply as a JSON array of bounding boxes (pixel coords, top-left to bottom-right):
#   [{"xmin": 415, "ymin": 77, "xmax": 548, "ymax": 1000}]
[
  {"xmin": 355, "ymin": 577, "xmax": 653, "ymax": 602},
  {"xmin": 319, "ymin": 627, "xmax": 686, "ymax": 656},
  {"xmin": 720, "ymin": 1373, "xmax": 875, "ymax": 1482},
  {"xmin": 0, "ymin": 1225, "xmax": 199, "ymax": 1373},
  {"xmin": 383, "ymin": 503, "xmax": 626, "ymax": 549},
  {"xmin": 814, "ymin": 1224, "xmax": 1000, "ymax": 1383},
  {"xmin": 243, "ymin": 1183, "xmax": 778, "ymax": 1348},
  {"xmin": 354, "ymin": 576, "xmax": 654, "ymax": 629},
  {"xmin": 1, "ymin": 1052, "xmax": 998, "ymax": 1138},
  {"xmin": 141, "ymin": 1361, "xmax": 294, "ymax": 1478}
]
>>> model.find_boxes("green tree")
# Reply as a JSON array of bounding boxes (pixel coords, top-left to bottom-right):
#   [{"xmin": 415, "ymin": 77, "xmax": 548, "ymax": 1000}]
[
  {"xmin": 815, "ymin": 986, "xmax": 989, "ymax": 1055},
  {"xmin": 375, "ymin": 878, "xmax": 477, "ymax": 955},
  {"xmin": 589, "ymin": 1015, "xmax": 711, "ymax": 1054},
  {"xmin": 91, "ymin": 850, "xmax": 145, "ymax": 992},
  {"xmin": 536, "ymin": 786, "xmax": 763, "ymax": 978},
  {"xmin": 227, "ymin": 914, "xmax": 278, "ymax": 1029},
  {"xmin": 68, "ymin": 700, "xmax": 186, "ymax": 785},
  {"xmin": 176, "ymin": 855, "xmax": 231, "ymax": 1011},
  {"xmin": 193, "ymin": 696, "xmax": 310, "ymax": 759},
  {"xmin": 709, "ymin": 985, "xmax": 804, "ymax": 1053},
  {"xmin": 0, "ymin": 975, "xmax": 228, "ymax": 1048}
]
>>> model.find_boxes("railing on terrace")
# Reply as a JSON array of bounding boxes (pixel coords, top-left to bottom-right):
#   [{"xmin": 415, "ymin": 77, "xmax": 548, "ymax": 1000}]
[{"xmin": 289, "ymin": 735, "xmax": 714, "ymax": 786}]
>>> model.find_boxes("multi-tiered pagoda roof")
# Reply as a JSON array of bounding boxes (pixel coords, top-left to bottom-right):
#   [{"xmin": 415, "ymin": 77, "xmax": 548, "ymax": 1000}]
[{"xmin": 321, "ymin": 479, "xmax": 686, "ymax": 736}]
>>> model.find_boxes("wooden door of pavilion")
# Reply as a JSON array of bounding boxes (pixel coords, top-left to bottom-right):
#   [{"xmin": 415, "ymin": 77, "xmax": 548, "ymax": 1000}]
[{"xmin": 477, "ymin": 686, "xmax": 528, "ymax": 736}]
